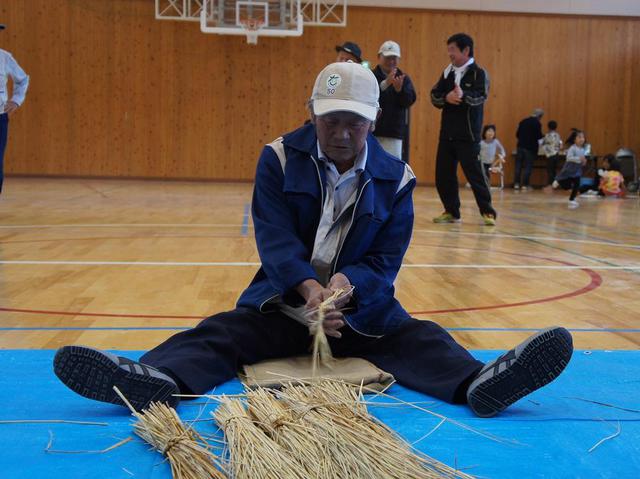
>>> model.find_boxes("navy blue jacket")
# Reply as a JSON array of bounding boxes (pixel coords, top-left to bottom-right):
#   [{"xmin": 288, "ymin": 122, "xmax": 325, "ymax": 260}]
[
  {"xmin": 430, "ymin": 62, "xmax": 489, "ymax": 143},
  {"xmin": 236, "ymin": 123, "xmax": 416, "ymax": 336}
]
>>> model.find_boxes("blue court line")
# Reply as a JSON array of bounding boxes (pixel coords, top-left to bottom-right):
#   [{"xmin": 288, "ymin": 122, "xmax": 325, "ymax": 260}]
[
  {"xmin": 241, "ymin": 203, "xmax": 250, "ymax": 236},
  {"xmin": 1, "ymin": 326, "xmax": 639, "ymax": 332}
]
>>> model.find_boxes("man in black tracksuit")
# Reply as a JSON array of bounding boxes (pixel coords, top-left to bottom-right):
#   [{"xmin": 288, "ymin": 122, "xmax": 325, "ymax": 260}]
[{"xmin": 430, "ymin": 33, "xmax": 497, "ymax": 225}]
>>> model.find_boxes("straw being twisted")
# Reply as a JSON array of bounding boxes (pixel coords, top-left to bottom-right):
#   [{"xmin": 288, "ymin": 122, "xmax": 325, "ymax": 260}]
[{"xmin": 309, "ymin": 287, "xmax": 353, "ymax": 377}]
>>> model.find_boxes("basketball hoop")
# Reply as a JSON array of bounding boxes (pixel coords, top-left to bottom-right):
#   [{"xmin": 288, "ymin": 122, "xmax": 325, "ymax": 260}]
[{"xmin": 240, "ymin": 18, "xmax": 265, "ymax": 45}]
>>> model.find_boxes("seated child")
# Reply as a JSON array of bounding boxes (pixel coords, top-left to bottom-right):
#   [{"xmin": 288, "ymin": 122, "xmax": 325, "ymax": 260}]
[{"xmin": 597, "ymin": 155, "xmax": 625, "ymax": 197}]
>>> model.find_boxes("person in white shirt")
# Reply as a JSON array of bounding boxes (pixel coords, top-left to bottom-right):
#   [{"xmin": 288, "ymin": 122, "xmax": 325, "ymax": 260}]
[{"xmin": 0, "ymin": 24, "xmax": 30, "ymax": 193}]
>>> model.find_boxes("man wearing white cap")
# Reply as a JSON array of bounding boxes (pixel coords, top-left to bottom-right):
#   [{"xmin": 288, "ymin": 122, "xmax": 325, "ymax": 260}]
[
  {"xmin": 0, "ymin": 24, "xmax": 30, "ymax": 194},
  {"xmin": 53, "ymin": 62, "xmax": 573, "ymax": 420},
  {"xmin": 372, "ymin": 40, "xmax": 416, "ymax": 161}
]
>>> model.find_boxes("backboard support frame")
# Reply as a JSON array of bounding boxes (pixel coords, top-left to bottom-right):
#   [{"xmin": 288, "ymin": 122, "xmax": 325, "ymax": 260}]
[
  {"xmin": 200, "ymin": 0, "xmax": 304, "ymax": 42},
  {"xmin": 155, "ymin": 0, "xmax": 346, "ymax": 29}
]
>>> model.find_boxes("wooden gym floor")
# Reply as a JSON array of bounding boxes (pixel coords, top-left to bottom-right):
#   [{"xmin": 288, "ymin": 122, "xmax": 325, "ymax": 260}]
[{"xmin": 0, "ymin": 177, "xmax": 638, "ymax": 352}]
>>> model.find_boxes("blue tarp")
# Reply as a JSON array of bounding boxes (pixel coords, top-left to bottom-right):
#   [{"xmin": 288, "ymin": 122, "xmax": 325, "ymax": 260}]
[{"xmin": 0, "ymin": 350, "xmax": 638, "ymax": 478}]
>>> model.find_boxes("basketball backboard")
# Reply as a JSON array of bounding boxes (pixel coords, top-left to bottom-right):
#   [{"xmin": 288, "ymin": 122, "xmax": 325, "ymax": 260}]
[{"xmin": 155, "ymin": 0, "xmax": 347, "ymax": 44}]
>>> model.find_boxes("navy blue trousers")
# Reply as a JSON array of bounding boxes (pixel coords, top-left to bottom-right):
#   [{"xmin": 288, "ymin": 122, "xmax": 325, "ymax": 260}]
[
  {"xmin": 514, "ymin": 147, "xmax": 536, "ymax": 187},
  {"xmin": 141, "ymin": 308, "xmax": 483, "ymax": 404},
  {"xmin": 0, "ymin": 113, "xmax": 8, "ymax": 194}
]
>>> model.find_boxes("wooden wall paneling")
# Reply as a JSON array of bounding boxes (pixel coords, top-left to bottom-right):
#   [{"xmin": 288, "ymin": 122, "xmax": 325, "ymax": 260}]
[
  {"xmin": 1, "ymin": 1, "xmax": 639, "ymax": 184},
  {"xmin": 627, "ymin": 22, "xmax": 640, "ymax": 153}
]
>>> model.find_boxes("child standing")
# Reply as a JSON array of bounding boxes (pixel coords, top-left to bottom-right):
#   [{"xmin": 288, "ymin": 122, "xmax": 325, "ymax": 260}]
[
  {"xmin": 542, "ymin": 120, "xmax": 563, "ymax": 185},
  {"xmin": 479, "ymin": 125, "xmax": 506, "ymax": 187},
  {"xmin": 552, "ymin": 130, "xmax": 588, "ymax": 209}
]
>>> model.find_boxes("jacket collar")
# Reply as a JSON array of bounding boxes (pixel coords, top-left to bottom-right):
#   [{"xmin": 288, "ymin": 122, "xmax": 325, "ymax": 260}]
[{"xmin": 282, "ymin": 123, "xmax": 399, "ymax": 181}]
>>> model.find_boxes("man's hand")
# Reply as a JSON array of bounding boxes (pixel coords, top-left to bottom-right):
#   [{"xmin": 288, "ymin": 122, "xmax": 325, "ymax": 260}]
[
  {"xmin": 391, "ymin": 73, "xmax": 405, "ymax": 92},
  {"xmin": 327, "ymin": 273, "xmax": 353, "ymax": 309},
  {"xmin": 3, "ymin": 101, "xmax": 18, "ymax": 115},
  {"xmin": 296, "ymin": 279, "xmax": 345, "ymax": 338},
  {"xmin": 385, "ymin": 68, "xmax": 398, "ymax": 84},
  {"xmin": 445, "ymin": 87, "xmax": 462, "ymax": 105}
]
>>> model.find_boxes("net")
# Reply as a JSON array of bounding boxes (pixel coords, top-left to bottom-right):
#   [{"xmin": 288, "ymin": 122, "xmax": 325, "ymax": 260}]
[{"xmin": 239, "ymin": 18, "xmax": 265, "ymax": 44}]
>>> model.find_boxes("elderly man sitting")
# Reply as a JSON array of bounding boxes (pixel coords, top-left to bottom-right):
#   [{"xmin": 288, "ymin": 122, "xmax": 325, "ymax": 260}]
[{"xmin": 53, "ymin": 62, "xmax": 573, "ymax": 418}]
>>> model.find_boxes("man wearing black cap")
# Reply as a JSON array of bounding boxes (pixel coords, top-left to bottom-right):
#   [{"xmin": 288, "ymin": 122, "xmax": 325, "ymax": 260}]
[
  {"xmin": 0, "ymin": 24, "xmax": 30, "ymax": 194},
  {"xmin": 335, "ymin": 41, "xmax": 362, "ymax": 64}
]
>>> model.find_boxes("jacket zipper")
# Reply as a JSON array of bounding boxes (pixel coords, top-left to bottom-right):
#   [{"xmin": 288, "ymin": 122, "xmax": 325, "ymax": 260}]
[{"xmin": 310, "ymin": 155, "xmax": 325, "ymax": 219}]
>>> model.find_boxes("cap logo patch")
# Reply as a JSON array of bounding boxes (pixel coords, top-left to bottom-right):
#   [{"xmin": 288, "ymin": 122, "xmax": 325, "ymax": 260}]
[{"xmin": 326, "ymin": 73, "xmax": 341, "ymax": 95}]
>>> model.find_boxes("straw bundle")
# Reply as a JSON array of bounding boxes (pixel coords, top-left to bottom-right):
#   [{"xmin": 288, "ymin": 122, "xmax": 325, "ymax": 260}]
[
  {"xmin": 278, "ymin": 380, "xmax": 474, "ymax": 479},
  {"xmin": 246, "ymin": 388, "xmax": 339, "ymax": 477},
  {"xmin": 132, "ymin": 401, "xmax": 227, "ymax": 479},
  {"xmin": 113, "ymin": 387, "xmax": 225, "ymax": 479},
  {"xmin": 214, "ymin": 396, "xmax": 308, "ymax": 479}
]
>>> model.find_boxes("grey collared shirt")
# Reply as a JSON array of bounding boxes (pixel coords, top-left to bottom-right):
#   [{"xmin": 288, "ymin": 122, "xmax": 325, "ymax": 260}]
[{"xmin": 311, "ymin": 141, "xmax": 368, "ymax": 286}]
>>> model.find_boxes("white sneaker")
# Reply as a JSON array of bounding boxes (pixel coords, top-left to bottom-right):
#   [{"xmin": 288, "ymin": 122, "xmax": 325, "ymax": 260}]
[
  {"xmin": 552, "ymin": 180, "xmax": 559, "ymax": 189},
  {"xmin": 568, "ymin": 200, "xmax": 580, "ymax": 209},
  {"xmin": 521, "ymin": 186, "xmax": 530, "ymax": 192}
]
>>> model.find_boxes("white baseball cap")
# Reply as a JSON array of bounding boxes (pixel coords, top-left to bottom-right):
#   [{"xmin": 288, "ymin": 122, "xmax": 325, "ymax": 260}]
[
  {"xmin": 378, "ymin": 40, "xmax": 401, "ymax": 58},
  {"xmin": 311, "ymin": 62, "xmax": 380, "ymax": 122}
]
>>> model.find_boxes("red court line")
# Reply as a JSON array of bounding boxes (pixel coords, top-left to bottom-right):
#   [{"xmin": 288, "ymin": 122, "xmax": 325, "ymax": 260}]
[
  {"xmin": 404, "ymin": 251, "xmax": 603, "ymax": 315},
  {"xmin": 0, "ymin": 257, "xmax": 602, "ymax": 320},
  {"xmin": 409, "ymin": 265, "xmax": 602, "ymax": 316}
]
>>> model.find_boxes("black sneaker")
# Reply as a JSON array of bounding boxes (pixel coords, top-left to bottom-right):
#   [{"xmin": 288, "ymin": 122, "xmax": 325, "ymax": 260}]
[
  {"xmin": 467, "ymin": 327, "xmax": 573, "ymax": 417},
  {"xmin": 54, "ymin": 345, "xmax": 179, "ymax": 411}
]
